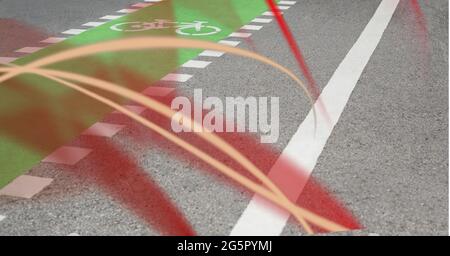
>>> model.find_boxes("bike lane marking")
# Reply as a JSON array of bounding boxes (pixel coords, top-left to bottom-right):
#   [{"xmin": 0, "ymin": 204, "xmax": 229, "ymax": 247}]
[
  {"xmin": 230, "ymin": 0, "xmax": 400, "ymax": 236},
  {"xmin": 0, "ymin": 0, "xmax": 285, "ymax": 193}
]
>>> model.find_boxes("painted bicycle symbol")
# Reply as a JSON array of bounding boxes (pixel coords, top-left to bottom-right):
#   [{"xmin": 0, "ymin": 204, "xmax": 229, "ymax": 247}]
[{"xmin": 110, "ymin": 19, "xmax": 221, "ymax": 36}]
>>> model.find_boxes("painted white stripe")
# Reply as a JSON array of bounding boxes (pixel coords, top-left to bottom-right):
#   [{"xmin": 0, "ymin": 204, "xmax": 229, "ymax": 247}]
[
  {"xmin": 161, "ymin": 73, "xmax": 193, "ymax": 82},
  {"xmin": 144, "ymin": 0, "xmax": 162, "ymax": 2},
  {"xmin": 142, "ymin": 86, "xmax": 175, "ymax": 97},
  {"xmin": 112, "ymin": 105, "xmax": 146, "ymax": 115},
  {"xmin": 182, "ymin": 60, "xmax": 211, "ymax": 69},
  {"xmin": 82, "ymin": 21, "xmax": 106, "ymax": 27},
  {"xmin": 40, "ymin": 37, "xmax": 66, "ymax": 44},
  {"xmin": 117, "ymin": 9, "xmax": 138, "ymax": 13},
  {"xmin": 230, "ymin": 0, "xmax": 400, "ymax": 236},
  {"xmin": 62, "ymin": 29, "xmax": 86, "ymax": 35},
  {"xmin": 68, "ymin": 233, "xmax": 80, "ymax": 236},
  {"xmin": 277, "ymin": 6, "xmax": 291, "ymax": 10},
  {"xmin": 0, "ymin": 175, "xmax": 53, "ymax": 199},
  {"xmin": 241, "ymin": 25, "xmax": 263, "ymax": 31},
  {"xmin": 252, "ymin": 18, "xmax": 272, "ymax": 23},
  {"xmin": 0, "ymin": 215, "xmax": 5, "ymax": 222},
  {"xmin": 199, "ymin": 50, "xmax": 224, "ymax": 57},
  {"xmin": 229, "ymin": 32, "xmax": 252, "ymax": 38},
  {"xmin": 278, "ymin": 1, "xmax": 296, "ymax": 5},
  {"xmin": 42, "ymin": 146, "xmax": 92, "ymax": 165},
  {"xmin": 0, "ymin": 57, "xmax": 18, "ymax": 63},
  {"xmin": 100, "ymin": 15, "xmax": 123, "ymax": 20},
  {"xmin": 15, "ymin": 47, "xmax": 43, "ymax": 53},
  {"xmin": 262, "ymin": 11, "xmax": 283, "ymax": 16},
  {"xmin": 219, "ymin": 40, "xmax": 241, "ymax": 47},
  {"xmin": 132, "ymin": 2, "xmax": 153, "ymax": 8},
  {"xmin": 82, "ymin": 122, "xmax": 125, "ymax": 137}
]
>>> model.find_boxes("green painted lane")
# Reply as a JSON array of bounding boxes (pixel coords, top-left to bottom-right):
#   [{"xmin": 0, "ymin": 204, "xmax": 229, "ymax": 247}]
[{"xmin": 0, "ymin": 0, "xmax": 280, "ymax": 188}]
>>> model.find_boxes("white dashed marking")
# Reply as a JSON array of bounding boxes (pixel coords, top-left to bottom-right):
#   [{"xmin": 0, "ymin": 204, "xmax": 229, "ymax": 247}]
[
  {"xmin": 199, "ymin": 50, "xmax": 224, "ymax": 57},
  {"xmin": 0, "ymin": 215, "xmax": 5, "ymax": 222},
  {"xmin": 117, "ymin": 9, "xmax": 138, "ymax": 13},
  {"xmin": 229, "ymin": 32, "xmax": 252, "ymax": 38},
  {"xmin": 278, "ymin": 1, "xmax": 296, "ymax": 5},
  {"xmin": 241, "ymin": 25, "xmax": 263, "ymax": 31},
  {"xmin": 133, "ymin": 3, "xmax": 153, "ymax": 8},
  {"xmin": 15, "ymin": 47, "xmax": 43, "ymax": 54},
  {"xmin": 42, "ymin": 146, "xmax": 92, "ymax": 165},
  {"xmin": 182, "ymin": 60, "xmax": 211, "ymax": 69},
  {"xmin": 82, "ymin": 122, "xmax": 125, "ymax": 137},
  {"xmin": 40, "ymin": 37, "xmax": 66, "ymax": 44},
  {"xmin": 252, "ymin": 18, "xmax": 272, "ymax": 23},
  {"xmin": 0, "ymin": 175, "xmax": 53, "ymax": 199},
  {"xmin": 62, "ymin": 29, "xmax": 86, "ymax": 35},
  {"xmin": 161, "ymin": 73, "xmax": 193, "ymax": 82},
  {"xmin": 277, "ymin": 6, "xmax": 291, "ymax": 10},
  {"xmin": 100, "ymin": 15, "xmax": 123, "ymax": 20},
  {"xmin": 82, "ymin": 21, "xmax": 106, "ymax": 27},
  {"xmin": 219, "ymin": 40, "xmax": 241, "ymax": 47}
]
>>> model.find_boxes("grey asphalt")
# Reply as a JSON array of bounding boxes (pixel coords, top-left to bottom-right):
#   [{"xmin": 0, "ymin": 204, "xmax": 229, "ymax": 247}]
[{"xmin": 0, "ymin": 0, "xmax": 447, "ymax": 236}]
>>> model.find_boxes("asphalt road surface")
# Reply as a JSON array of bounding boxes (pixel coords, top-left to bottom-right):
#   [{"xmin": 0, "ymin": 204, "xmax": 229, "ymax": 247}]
[{"xmin": 0, "ymin": 0, "xmax": 447, "ymax": 235}]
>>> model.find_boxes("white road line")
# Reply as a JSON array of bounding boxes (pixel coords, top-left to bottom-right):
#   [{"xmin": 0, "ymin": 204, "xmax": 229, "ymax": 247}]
[
  {"xmin": 182, "ymin": 60, "xmax": 211, "ymax": 69},
  {"xmin": 82, "ymin": 122, "xmax": 125, "ymax": 137},
  {"xmin": 277, "ymin": 6, "xmax": 291, "ymax": 10},
  {"xmin": 0, "ymin": 57, "xmax": 18, "ymax": 63},
  {"xmin": 252, "ymin": 18, "xmax": 272, "ymax": 23},
  {"xmin": 117, "ymin": 9, "xmax": 138, "ymax": 14},
  {"xmin": 68, "ymin": 232, "xmax": 80, "ymax": 236},
  {"xmin": 262, "ymin": 11, "xmax": 283, "ymax": 16},
  {"xmin": 132, "ymin": 3, "xmax": 153, "ymax": 8},
  {"xmin": 62, "ymin": 29, "xmax": 86, "ymax": 35},
  {"xmin": 230, "ymin": 0, "xmax": 400, "ymax": 236},
  {"xmin": 241, "ymin": 25, "xmax": 263, "ymax": 31},
  {"xmin": 161, "ymin": 73, "xmax": 193, "ymax": 82},
  {"xmin": 144, "ymin": 0, "xmax": 162, "ymax": 2},
  {"xmin": 0, "ymin": 215, "xmax": 5, "ymax": 222},
  {"xmin": 219, "ymin": 40, "xmax": 241, "ymax": 47},
  {"xmin": 0, "ymin": 175, "xmax": 53, "ymax": 199},
  {"xmin": 15, "ymin": 47, "xmax": 43, "ymax": 54},
  {"xmin": 100, "ymin": 15, "xmax": 123, "ymax": 20},
  {"xmin": 279, "ymin": 1, "xmax": 296, "ymax": 5},
  {"xmin": 40, "ymin": 37, "xmax": 66, "ymax": 44},
  {"xmin": 42, "ymin": 146, "xmax": 93, "ymax": 165},
  {"xmin": 229, "ymin": 32, "xmax": 252, "ymax": 38},
  {"xmin": 199, "ymin": 50, "xmax": 225, "ymax": 57},
  {"xmin": 82, "ymin": 21, "xmax": 106, "ymax": 27},
  {"xmin": 142, "ymin": 86, "xmax": 175, "ymax": 96}
]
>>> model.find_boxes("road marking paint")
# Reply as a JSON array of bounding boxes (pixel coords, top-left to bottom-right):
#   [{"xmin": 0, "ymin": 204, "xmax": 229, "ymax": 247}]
[
  {"xmin": 279, "ymin": 1, "xmax": 296, "ymax": 5},
  {"xmin": 229, "ymin": 32, "xmax": 252, "ymax": 38},
  {"xmin": 144, "ymin": 0, "xmax": 162, "ymax": 2},
  {"xmin": 82, "ymin": 21, "xmax": 106, "ymax": 27},
  {"xmin": 252, "ymin": 18, "xmax": 272, "ymax": 23},
  {"xmin": 15, "ymin": 47, "xmax": 43, "ymax": 54},
  {"xmin": 277, "ymin": 6, "xmax": 291, "ymax": 10},
  {"xmin": 40, "ymin": 37, "xmax": 67, "ymax": 44},
  {"xmin": 100, "ymin": 15, "xmax": 123, "ymax": 20},
  {"xmin": 262, "ymin": 11, "xmax": 283, "ymax": 16},
  {"xmin": 68, "ymin": 232, "xmax": 80, "ymax": 236},
  {"xmin": 199, "ymin": 50, "xmax": 225, "ymax": 57},
  {"xmin": 42, "ymin": 146, "xmax": 93, "ymax": 165},
  {"xmin": 182, "ymin": 60, "xmax": 211, "ymax": 69},
  {"xmin": 142, "ymin": 86, "xmax": 175, "ymax": 97},
  {"xmin": 0, "ymin": 175, "xmax": 53, "ymax": 199},
  {"xmin": 0, "ymin": 57, "xmax": 18, "ymax": 63},
  {"xmin": 112, "ymin": 105, "xmax": 146, "ymax": 115},
  {"xmin": 62, "ymin": 29, "xmax": 86, "ymax": 35},
  {"xmin": 161, "ymin": 73, "xmax": 193, "ymax": 82},
  {"xmin": 230, "ymin": 0, "xmax": 400, "ymax": 236},
  {"xmin": 117, "ymin": 9, "xmax": 138, "ymax": 14},
  {"xmin": 0, "ymin": 215, "xmax": 5, "ymax": 222},
  {"xmin": 241, "ymin": 24, "xmax": 263, "ymax": 31},
  {"xmin": 132, "ymin": 2, "xmax": 153, "ymax": 8},
  {"xmin": 82, "ymin": 122, "xmax": 125, "ymax": 137},
  {"xmin": 219, "ymin": 40, "xmax": 241, "ymax": 47}
]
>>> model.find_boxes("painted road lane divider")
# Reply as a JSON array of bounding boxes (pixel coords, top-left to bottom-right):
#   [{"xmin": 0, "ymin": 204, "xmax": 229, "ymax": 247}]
[{"xmin": 230, "ymin": 0, "xmax": 400, "ymax": 236}]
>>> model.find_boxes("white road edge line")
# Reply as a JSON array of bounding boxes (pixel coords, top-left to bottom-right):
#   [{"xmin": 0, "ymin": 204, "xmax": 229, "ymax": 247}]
[
  {"xmin": 0, "ymin": 215, "xmax": 5, "ymax": 222},
  {"xmin": 230, "ymin": 0, "xmax": 400, "ymax": 236}
]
